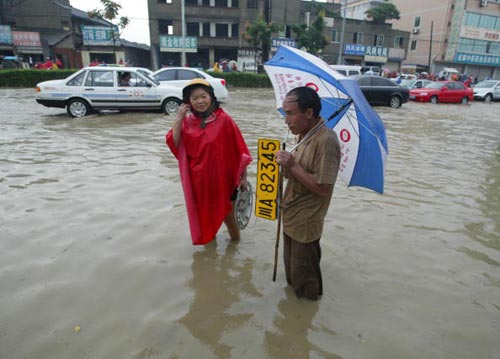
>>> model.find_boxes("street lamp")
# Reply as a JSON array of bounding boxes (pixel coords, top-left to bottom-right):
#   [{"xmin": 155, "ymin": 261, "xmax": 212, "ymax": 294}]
[{"xmin": 337, "ymin": 0, "xmax": 347, "ymax": 65}]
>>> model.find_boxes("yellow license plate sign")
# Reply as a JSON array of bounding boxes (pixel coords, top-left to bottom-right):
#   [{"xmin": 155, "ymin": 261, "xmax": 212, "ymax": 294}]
[{"xmin": 255, "ymin": 138, "xmax": 280, "ymax": 220}]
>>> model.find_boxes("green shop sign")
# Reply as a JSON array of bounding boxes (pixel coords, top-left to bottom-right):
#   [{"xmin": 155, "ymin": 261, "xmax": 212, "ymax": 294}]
[{"xmin": 160, "ymin": 36, "xmax": 197, "ymax": 53}]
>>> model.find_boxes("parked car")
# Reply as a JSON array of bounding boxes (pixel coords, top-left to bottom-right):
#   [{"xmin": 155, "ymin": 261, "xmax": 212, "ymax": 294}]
[
  {"xmin": 400, "ymin": 79, "xmax": 434, "ymax": 89},
  {"xmin": 472, "ymin": 80, "xmax": 500, "ymax": 102},
  {"xmin": 351, "ymin": 75, "xmax": 410, "ymax": 108},
  {"xmin": 152, "ymin": 67, "xmax": 229, "ymax": 101},
  {"xmin": 409, "ymin": 81, "xmax": 474, "ymax": 104},
  {"xmin": 35, "ymin": 66, "xmax": 183, "ymax": 117},
  {"xmin": 329, "ymin": 65, "xmax": 362, "ymax": 77}
]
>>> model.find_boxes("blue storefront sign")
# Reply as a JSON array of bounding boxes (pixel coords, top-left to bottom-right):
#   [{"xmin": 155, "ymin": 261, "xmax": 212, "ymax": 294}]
[
  {"xmin": 272, "ymin": 38, "xmax": 297, "ymax": 50},
  {"xmin": 160, "ymin": 36, "xmax": 198, "ymax": 53},
  {"xmin": 454, "ymin": 52, "xmax": 500, "ymax": 66},
  {"xmin": 82, "ymin": 26, "xmax": 120, "ymax": 46},
  {"xmin": 344, "ymin": 44, "xmax": 366, "ymax": 56},
  {"xmin": 0, "ymin": 25, "xmax": 12, "ymax": 45}
]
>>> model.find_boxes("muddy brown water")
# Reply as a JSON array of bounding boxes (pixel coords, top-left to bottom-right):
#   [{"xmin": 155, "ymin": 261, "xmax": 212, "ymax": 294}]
[{"xmin": 1, "ymin": 88, "xmax": 499, "ymax": 359}]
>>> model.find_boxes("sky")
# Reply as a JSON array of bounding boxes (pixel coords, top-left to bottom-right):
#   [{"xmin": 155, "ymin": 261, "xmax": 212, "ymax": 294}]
[{"xmin": 69, "ymin": 0, "xmax": 151, "ymax": 45}]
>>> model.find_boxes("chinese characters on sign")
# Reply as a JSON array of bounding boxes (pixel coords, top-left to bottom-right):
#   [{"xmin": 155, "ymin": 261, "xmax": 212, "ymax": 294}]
[
  {"xmin": 160, "ymin": 36, "xmax": 198, "ymax": 53},
  {"xmin": 364, "ymin": 46, "xmax": 388, "ymax": 62},
  {"xmin": 12, "ymin": 31, "xmax": 41, "ymax": 47},
  {"xmin": 344, "ymin": 44, "xmax": 366, "ymax": 56},
  {"xmin": 455, "ymin": 52, "xmax": 500, "ymax": 66},
  {"xmin": 271, "ymin": 38, "xmax": 297, "ymax": 51},
  {"xmin": 461, "ymin": 26, "xmax": 500, "ymax": 42},
  {"xmin": 0, "ymin": 25, "xmax": 12, "ymax": 45},
  {"xmin": 82, "ymin": 26, "xmax": 121, "ymax": 46}
]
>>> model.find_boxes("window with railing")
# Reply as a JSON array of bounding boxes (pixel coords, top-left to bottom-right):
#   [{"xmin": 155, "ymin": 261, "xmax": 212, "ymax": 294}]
[
  {"xmin": 331, "ymin": 29, "xmax": 340, "ymax": 43},
  {"xmin": 247, "ymin": 0, "xmax": 258, "ymax": 9},
  {"xmin": 353, "ymin": 32, "xmax": 363, "ymax": 44},
  {"xmin": 394, "ymin": 36, "xmax": 404, "ymax": 48},
  {"xmin": 373, "ymin": 34, "xmax": 384, "ymax": 47},
  {"xmin": 410, "ymin": 40, "xmax": 417, "ymax": 51}
]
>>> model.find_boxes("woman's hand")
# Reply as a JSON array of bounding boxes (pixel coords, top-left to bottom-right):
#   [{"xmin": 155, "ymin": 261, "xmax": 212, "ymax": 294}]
[{"xmin": 176, "ymin": 103, "xmax": 190, "ymax": 122}]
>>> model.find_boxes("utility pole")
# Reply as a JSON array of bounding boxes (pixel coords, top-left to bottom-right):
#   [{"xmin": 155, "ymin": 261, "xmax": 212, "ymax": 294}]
[
  {"xmin": 181, "ymin": 0, "xmax": 186, "ymax": 66},
  {"xmin": 427, "ymin": 21, "xmax": 433, "ymax": 73},
  {"xmin": 337, "ymin": 0, "xmax": 347, "ymax": 64}
]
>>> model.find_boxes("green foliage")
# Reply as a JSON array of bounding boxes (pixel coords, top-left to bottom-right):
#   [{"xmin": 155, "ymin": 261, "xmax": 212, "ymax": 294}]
[
  {"xmin": 208, "ymin": 71, "xmax": 272, "ymax": 88},
  {"xmin": 0, "ymin": 69, "xmax": 77, "ymax": 88},
  {"xmin": 0, "ymin": 69, "xmax": 273, "ymax": 88},
  {"xmin": 88, "ymin": 0, "xmax": 129, "ymax": 29},
  {"xmin": 242, "ymin": 16, "xmax": 281, "ymax": 51},
  {"xmin": 365, "ymin": 3, "xmax": 400, "ymax": 24},
  {"xmin": 304, "ymin": 0, "xmax": 338, "ymax": 17},
  {"xmin": 291, "ymin": 17, "xmax": 328, "ymax": 56}
]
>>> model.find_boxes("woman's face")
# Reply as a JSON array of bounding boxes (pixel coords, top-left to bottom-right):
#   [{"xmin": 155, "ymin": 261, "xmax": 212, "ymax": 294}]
[{"xmin": 189, "ymin": 87, "xmax": 212, "ymax": 113}]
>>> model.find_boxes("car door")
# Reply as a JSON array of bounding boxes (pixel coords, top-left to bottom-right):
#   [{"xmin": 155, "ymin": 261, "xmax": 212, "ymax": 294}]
[
  {"xmin": 440, "ymin": 82, "xmax": 456, "ymax": 103},
  {"xmin": 116, "ymin": 71, "xmax": 161, "ymax": 110},
  {"xmin": 357, "ymin": 76, "xmax": 375, "ymax": 104},
  {"xmin": 494, "ymin": 82, "xmax": 500, "ymax": 100},
  {"xmin": 371, "ymin": 77, "xmax": 395, "ymax": 104},
  {"xmin": 83, "ymin": 69, "xmax": 117, "ymax": 108}
]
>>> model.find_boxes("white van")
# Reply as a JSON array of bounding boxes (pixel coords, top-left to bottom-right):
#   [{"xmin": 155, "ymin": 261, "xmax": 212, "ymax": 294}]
[{"xmin": 329, "ymin": 65, "xmax": 362, "ymax": 77}]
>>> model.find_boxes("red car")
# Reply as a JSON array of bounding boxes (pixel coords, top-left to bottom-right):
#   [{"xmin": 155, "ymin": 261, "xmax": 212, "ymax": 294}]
[{"xmin": 409, "ymin": 81, "xmax": 473, "ymax": 104}]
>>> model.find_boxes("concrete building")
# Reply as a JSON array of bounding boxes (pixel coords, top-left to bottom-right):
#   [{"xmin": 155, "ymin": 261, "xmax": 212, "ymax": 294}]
[
  {"xmin": 333, "ymin": 0, "xmax": 500, "ymax": 79},
  {"xmin": 309, "ymin": 1, "xmax": 409, "ymax": 72},
  {"xmin": 0, "ymin": 0, "xmax": 150, "ymax": 69},
  {"xmin": 146, "ymin": 0, "xmax": 301, "ymax": 70}
]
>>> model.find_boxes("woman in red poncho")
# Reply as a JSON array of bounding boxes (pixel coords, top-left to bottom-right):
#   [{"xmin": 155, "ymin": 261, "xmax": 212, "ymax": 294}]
[{"xmin": 166, "ymin": 79, "xmax": 252, "ymax": 245}]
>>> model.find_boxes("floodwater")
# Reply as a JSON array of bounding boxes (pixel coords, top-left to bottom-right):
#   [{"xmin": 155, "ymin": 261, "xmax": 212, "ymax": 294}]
[{"xmin": 1, "ymin": 87, "xmax": 499, "ymax": 359}]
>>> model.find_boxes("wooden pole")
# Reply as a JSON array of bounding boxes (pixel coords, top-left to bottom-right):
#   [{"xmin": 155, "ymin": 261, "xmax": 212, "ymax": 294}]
[{"xmin": 272, "ymin": 142, "xmax": 286, "ymax": 281}]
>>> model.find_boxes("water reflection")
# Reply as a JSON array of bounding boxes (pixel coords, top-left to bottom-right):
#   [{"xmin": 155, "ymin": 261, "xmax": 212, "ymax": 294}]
[
  {"xmin": 264, "ymin": 288, "xmax": 343, "ymax": 359},
  {"xmin": 179, "ymin": 241, "xmax": 260, "ymax": 358}
]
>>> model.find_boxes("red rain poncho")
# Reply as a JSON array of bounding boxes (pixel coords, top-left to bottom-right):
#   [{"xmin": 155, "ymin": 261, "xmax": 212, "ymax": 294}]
[{"xmin": 166, "ymin": 108, "xmax": 252, "ymax": 245}]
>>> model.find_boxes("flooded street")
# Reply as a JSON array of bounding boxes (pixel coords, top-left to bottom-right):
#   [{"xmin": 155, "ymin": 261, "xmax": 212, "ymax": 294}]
[{"xmin": 1, "ymin": 87, "xmax": 499, "ymax": 359}]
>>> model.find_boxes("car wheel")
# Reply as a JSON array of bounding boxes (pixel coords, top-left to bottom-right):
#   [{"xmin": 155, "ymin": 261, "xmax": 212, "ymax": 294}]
[
  {"xmin": 162, "ymin": 97, "xmax": 181, "ymax": 115},
  {"xmin": 67, "ymin": 99, "xmax": 90, "ymax": 117},
  {"xmin": 389, "ymin": 95, "xmax": 402, "ymax": 108},
  {"xmin": 485, "ymin": 94, "xmax": 492, "ymax": 103},
  {"xmin": 430, "ymin": 96, "xmax": 438, "ymax": 104},
  {"xmin": 461, "ymin": 96, "xmax": 469, "ymax": 105}
]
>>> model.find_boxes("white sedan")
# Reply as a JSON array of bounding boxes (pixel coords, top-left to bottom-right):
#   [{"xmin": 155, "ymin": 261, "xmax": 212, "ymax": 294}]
[
  {"xmin": 36, "ymin": 66, "xmax": 183, "ymax": 117},
  {"xmin": 151, "ymin": 67, "xmax": 229, "ymax": 102}
]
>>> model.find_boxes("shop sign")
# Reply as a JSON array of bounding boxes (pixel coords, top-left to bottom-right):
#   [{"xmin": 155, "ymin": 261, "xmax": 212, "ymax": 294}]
[
  {"xmin": 454, "ymin": 52, "xmax": 500, "ymax": 66},
  {"xmin": 82, "ymin": 26, "xmax": 121, "ymax": 46},
  {"xmin": 461, "ymin": 26, "xmax": 500, "ymax": 41},
  {"xmin": 344, "ymin": 43, "xmax": 366, "ymax": 56},
  {"xmin": 364, "ymin": 46, "xmax": 388, "ymax": 62},
  {"xmin": 160, "ymin": 35, "xmax": 197, "ymax": 52},
  {"xmin": 12, "ymin": 31, "xmax": 41, "ymax": 47},
  {"xmin": 0, "ymin": 25, "xmax": 12, "ymax": 45},
  {"xmin": 388, "ymin": 48, "xmax": 405, "ymax": 61},
  {"xmin": 271, "ymin": 38, "xmax": 296, "ymax": 51}
]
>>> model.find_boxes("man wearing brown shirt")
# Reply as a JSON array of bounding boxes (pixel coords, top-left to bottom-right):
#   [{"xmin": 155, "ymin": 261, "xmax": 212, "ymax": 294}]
[{"xmin": 276, "ymin": 86, "xmax": 341, "ymax": 300}]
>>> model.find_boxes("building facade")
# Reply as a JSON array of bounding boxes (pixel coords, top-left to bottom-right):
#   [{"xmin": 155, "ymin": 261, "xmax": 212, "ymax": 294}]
[
  {"xmin": 0, "ymin": 0, "xmax": 150, "ymax": 69},
  {"xmin": 146, "ymin": 0, "xmax": 301, "ymax": 70},
  {"xmin": 337, "ymin": 0, "xmax": 500, "ymax": 79}
]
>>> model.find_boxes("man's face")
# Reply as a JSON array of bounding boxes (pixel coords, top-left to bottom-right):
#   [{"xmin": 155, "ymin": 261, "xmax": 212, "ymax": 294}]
[{"xmin": 282, "ymin": 95, "xmax": 314, "ymax": 135}]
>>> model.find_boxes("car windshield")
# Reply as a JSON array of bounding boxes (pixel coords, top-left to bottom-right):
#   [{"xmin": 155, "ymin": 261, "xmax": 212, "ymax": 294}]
[
  {"xmin": 400, "ymin": 79, "xmax": 416, "ymax": 88},
  {"xmin": 474, "ymin": 81, "xmax": 496, "ymax": 88},
  {"xmin": 426, "ymin": 82, "xmax": 446, "ymax": 89}
]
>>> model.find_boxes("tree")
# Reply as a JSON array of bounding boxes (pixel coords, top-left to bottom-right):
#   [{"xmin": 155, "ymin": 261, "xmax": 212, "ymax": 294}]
[
  {"xmin": 291, "ymin": 16, "xmax": 328, "ymax": 56},
  {"xmin": 242, "ymin": 16, "xmax": 281, "ymax": 67},
  {"xmin": 364, "ymin": 2, "xmax": 400, "ymax": 24},
  {"xmin": 87, "ymin": 0, "xmax": 129, "ymax": 61}
]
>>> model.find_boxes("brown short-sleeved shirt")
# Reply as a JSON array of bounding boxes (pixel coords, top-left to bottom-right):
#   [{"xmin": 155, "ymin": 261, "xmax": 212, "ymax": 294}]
[{"xmin": 282, "ymin": 120, "xmax": 341, "ymax": 244}]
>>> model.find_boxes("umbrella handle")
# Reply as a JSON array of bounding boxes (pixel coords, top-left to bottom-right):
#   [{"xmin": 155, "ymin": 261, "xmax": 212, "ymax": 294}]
[{"xmin": 272, "ymin": 142, "xmax": 286, "ymax": 282}]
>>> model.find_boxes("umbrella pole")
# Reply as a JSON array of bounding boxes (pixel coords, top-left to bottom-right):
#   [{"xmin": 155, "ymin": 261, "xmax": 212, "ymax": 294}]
[{"xmin": 272, "ymin": 142, "xmax": 286, "ymax": 282}]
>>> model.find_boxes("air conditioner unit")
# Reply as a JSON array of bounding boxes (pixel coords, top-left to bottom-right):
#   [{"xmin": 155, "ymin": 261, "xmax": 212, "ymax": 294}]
[
  {"xmin": 480, "ymin": 0, "xmax": 488, "ymax": 6},
  {"xmin": 412, "ymin": 27, "xmax": 420, "ymax": 34}
]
